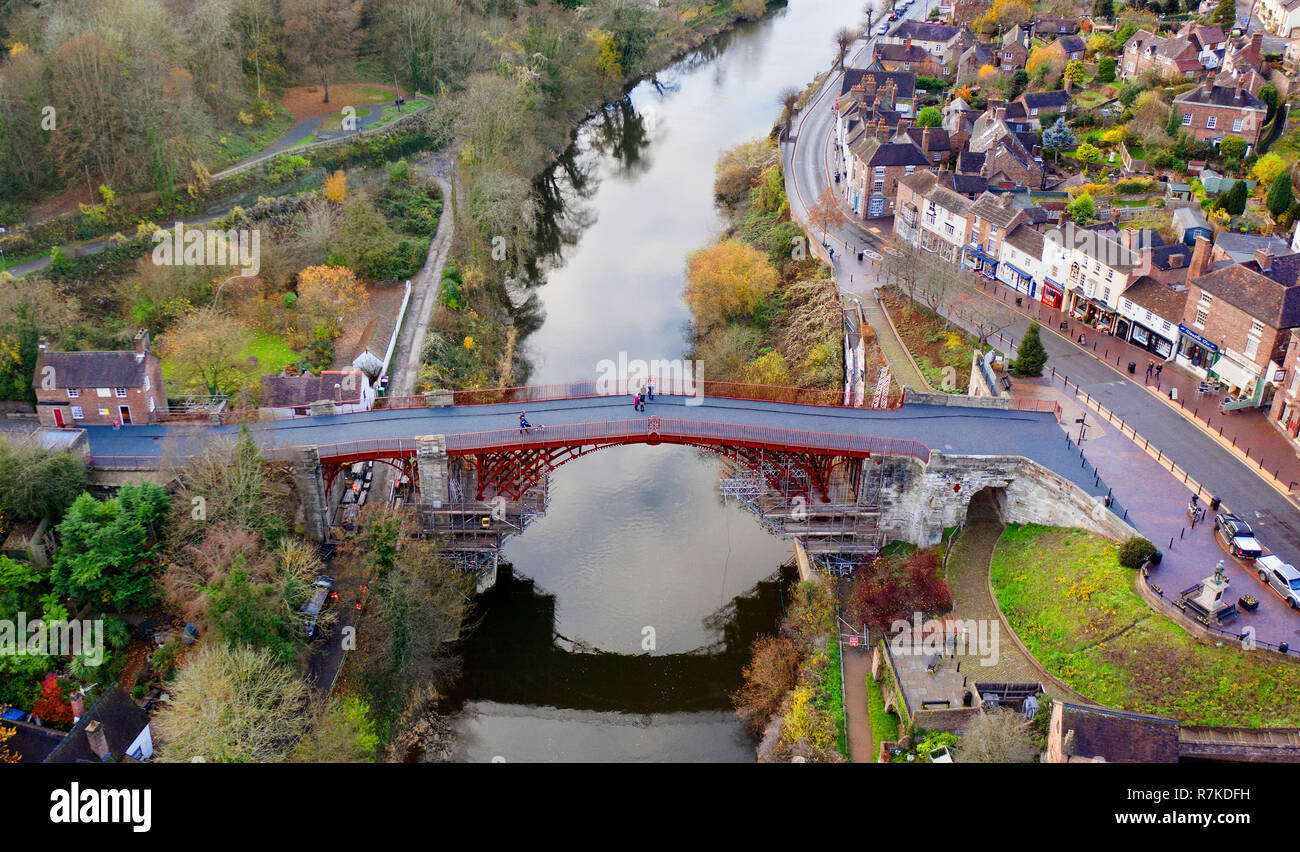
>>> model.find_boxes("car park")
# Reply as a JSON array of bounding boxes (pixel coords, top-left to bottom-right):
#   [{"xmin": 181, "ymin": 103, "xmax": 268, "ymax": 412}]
[
  {"xmin": 1215, "ymin": 512, "xmax": 1263, "ymax": 561},
  {"xmin": 1256, "ymin": 555, "xmax": 1300, "ymax": 609}
]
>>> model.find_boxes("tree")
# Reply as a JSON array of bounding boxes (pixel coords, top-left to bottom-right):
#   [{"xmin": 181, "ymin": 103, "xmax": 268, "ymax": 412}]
[
  {"xmin": 1075, "ymin": 142, "xmax": 1103, "ymax": 163},
  {"xmin": 1097, "ymin": 55, "xmax": 1116, "ymax": 83},
  {"xmin": 290, "ymin": 695, "xmax": 379, "ymax": 762},
  {"xmin": 685, "ymin": 240, "xmax": 780, "ymax": 331},
  {"xmin": 154, "ymin": 643, "xmax": 308, "ymax": 762},
  {"xmin": 1041, "ymin": 117, "xmax": 1075, "ymax": 160},
  {"xmin": 1268, "ymin": 172, "xmax": 1295, "ymax": 219},
  {"xmin": 32, "ymin": 673, "xmax": 73, "ymax": 728},
  {"xmin": 1220, "ymin": 135, "xmax": 1248, "ymax": 161},
  {"xmin": 1211, "ymin": 0, "xmax": 1235, "ymax": 26},
  {"xmin": 1218, "ymin": 179, "xmax": 1248, "ymax": 215},
  {"xmin": 51, "ymin": 483, "xmax": 170, "ymax": 611},
  {"xmin": 1092, "ymin": 0, "xmax": 1115, "ymax": 20},
  {"xmin": 1010, "ymin": 321, "xmax": 1048, "ymax": 377},
  {"xmin": 281, "ymin": 0, "xmax": 360, "ymax": 104},
  {"xmin": 917, "ymin": 106, "xmax": 943, "ymax": 127},
  {"xmin": 1064, "ymin": 60, "xmax": 1086, "ymax": 87},
  {"xmin": 0, "ymin": 439, "xmax": 88, "ymax": 522},
  {"xmin": 778, "ymin": 87, "xmax": 801, "ymax": 140},
  {"xmin": 1259, "ymin": 84, "xmax": 1280, "ymax": 117},
  {"xmin": 833, "ymin": 27, "xmax": 859, "ymax": 69},
  {"xmin": 956, "ymin": 708, "xmax": 1038, "ymax": 762},
  {"xmin": 233, "ymin": 0, "xmax": 283, "ymax": 104},
  {"xmin": 158, "ymin": 307, "xmax": 253, "ymax": 398},
  {"xmin": 1253, "ymin": 153, "xmax": 1287, "ymax": 184},
  {"xmin": 733, "ymin": 635, "xmax": 801, "ymax": 737},
  {"xmin": 296, "ymin": 265, "xmax": 368, "ymax": 337},
  {"xmin": 807, "ymin": 187, "xmax": 846, "ymax": 245},
  {"xmin": 1068, "ymin": 192, "xmax": 1097, "ymax": 225},
  {"xmin": 1118, "ymin": 536, "xmax": 1157, "ymax": 569},
  {"xmin": 323, "ymin": 169, "xmax": 347, "ymax": 203},
  {"xmin": 1166, "ymin": 103, "xmax": 1183, "ymax": 138}
]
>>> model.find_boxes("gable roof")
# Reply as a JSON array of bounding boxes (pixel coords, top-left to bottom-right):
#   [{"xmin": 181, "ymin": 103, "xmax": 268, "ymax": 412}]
[
  {"xmin": 875, "ymin": 42, "xmax": 939, "ymax": 64},
  {"xmin": 903, "ymin": 126, "xmax": 951, "ymax": 151},
  {"xmin": 840, "ymin": 68, "xmax": 918, "ymax": 101},
  {"xmin": 1123, "ymin": 276, "xmax": 1190, "ymax": 320},
  {"xmin": 260, "ymin": 370, "xmax": 369, "ymax": 408},
  {"xmin": 33, "ymin": 349, "xmax": 155, "ymax": 390},
  {"xmin": 1057, "ymin": 35, "xmax": 1086, "ymax": 54},
  {"xmin": 968, "ymin": 191, "xmax": 1026, "ymax": 228},
  {"xmin": 1192, "ymin": 254, "xmax": 1300, "ymax": 328},
  {"xmin": 1034, "ymin": 17, "xmax": 1079, "ymax": 36},
  {"xmin": 1020, "ymin": 90, "xmax": 1071, "ymax": 111},
  {"xmin": 45, "ymin": 685, "xmax": 150, "ymax": 763},
  {"xmin": 1005, "ymin": 223, "xmax": 1045, "ymax": 256},
  {"xmin": 889, "ymin": 20, "xmax": 964, "ymax": 42},
  {"xmin": 1214, "ymin": 231, "xmax": 1292, "ymax": 261},
  {"xmin": 1173, "ymin": 83, "xmax": 1266, "ymax": 111}
]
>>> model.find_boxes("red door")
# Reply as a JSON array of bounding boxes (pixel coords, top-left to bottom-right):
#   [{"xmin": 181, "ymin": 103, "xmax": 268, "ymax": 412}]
[{"xmin": 53, "ymin": 409, "xmax": 65, "ymax": 427}]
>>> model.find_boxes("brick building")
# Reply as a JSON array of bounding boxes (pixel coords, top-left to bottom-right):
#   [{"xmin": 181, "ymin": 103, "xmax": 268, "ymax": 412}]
[
  {"xmin": 1268, "ymin": 329, "xmax": 1300, "ymax": 446},
  {"xmin": 1171, "ymin": 77, "xmax": 1268, "ymax": 150},
  {"xmin": 844, "ymin": 118, "xmax": 934, "ymax": 219},
  {"xmin": 1177, "ymin": 239, "xmax": 1300, "ymax": 406},
  {"xmin": 872, "ymin": 39, "xmax": 947, "ymax": 76},
  {"xmin": 895, "ymin": 170, "xmax": 973, "ymax": 263},
  {"xmin": 33, "ymin": 330, "xmax": 166, "ymax": 428}
]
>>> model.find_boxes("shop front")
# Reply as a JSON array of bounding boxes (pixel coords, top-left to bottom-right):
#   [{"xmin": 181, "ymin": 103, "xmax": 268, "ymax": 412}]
[
  {"xmin": 1069, "ymin": 292, "xmax": 1116, "ymax": 333},
  {"xmin": 1040, "ymin": 279, "xmax": 1065, "ymax": 310},
  {"xmin": 962, "ymin": 245, "xmax": 998, "ymax": 280},
  {"xmin": 1176, "ymin": 324, "xmax": 1217, "ymax": 377},
  {"xmin": 1126, "ymin": 321, "xmax": 1175, "ymax": 359},
  {"xmin": 998, "ymin": 262, "xmax": 1037, "ymax": 298}
]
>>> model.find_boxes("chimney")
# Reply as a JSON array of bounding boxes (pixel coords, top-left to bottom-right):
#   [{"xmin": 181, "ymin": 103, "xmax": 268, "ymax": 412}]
[
  {"xmin": 1170, "ymin": 253, "xmax": 1186, "ymax": 268},
  {"xmin": 1251, "ymin": 32, "xmax": 1262, "ymax": 53},
  {"xmin": 905, "ymin": 36, "xmax": 912, "ymax": 50},
  {"xmin": 85, "ymin": 720, "xmax": 110, "ymax": 761},
  {"xmin": 995, "ymin": 105, "xmax": 1007, "ymax": 122},
  {"xmin": 334, "ymin": 381, "xmax": 343, "ymax": 402},
  {"xmin": 71, "ymin": 692, "xmax": 84, "ymax": 723},
  {"xmin": 876, "ymin": 119, "xmax": 891, "ymax": 141},
  {"xmin": 1235, "ymin": 87, "xmax": 1243, "ymax": 102},
  {"xmin": 1190, "ymin": 234, "xmax": 1212, "ymax": 279},
  {"xmin": 134, "ymin": 329, "xmax": 151, "ymax": 356},
  {"xmin": 922, "ymin": 126, "xmax": 932, "ymax": 150},
  {"xmin": 1203, "ymin": 70, "xmax": 1215, "ymax": 94},
  {"xmin": 897, "ymin": 117, "xmax": 910, "ymax": 136},
  {"xmin": 1255, "ymin": 247, "xmax": 1275, "ymax": 271},
  {"xmin": 1065, "ymin": 74, "xmax": 1073, "ymax": 92}
]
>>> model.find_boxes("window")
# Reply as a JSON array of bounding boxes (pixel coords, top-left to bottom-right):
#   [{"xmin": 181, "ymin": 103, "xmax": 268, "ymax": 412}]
[
  {"xmin": 1199, "ymin": 292, "xmax": 1213, "ymax": 306},
  {"xmin": 945, "ymin": 223, "xmax": 955, "ymax": 236},
  {"xmin": 114, "ymin": 387, "xmax": 127, "ymax": 398},
  {"xmin": 148, "ymin": 396, "xmax": 156, "ymax": 413},
  {"xmin": 70, "ymin": 406, "xmax": 84, "ymax": 421},
  {"xmin": 1245, "ymin": 336, "xmax": 1260, "ymax": 359},
  {"xmin": 875, "ymin": 166, "xmax": 886, "ymax": 176},
  {"xmin": 143, "ymin": 375, "xmax": 151, "ymax": 392},
  {"xmin": 96, "ymin": 387, "xmax": 110, "ymax": 397},
  {"xmin": 933, "ymin": 153, "xmax": 941, "ymax": 162},
  {"xmin": 990, "ymin": 224, "xmax": 998, "ymax": 237},
  {"xmin": 1103, "ymin": 287, "xmax": 1111, "ymax": 302},
  {"xmin": 67, "ymin": 388, "xmax": 79, "ymax": 399},
  {"xmin": 904, "ymin": 165, "xmax": 915, "ymax": 175},
  {"xmin": 1182, "ymin": 113, "xmax": 1192, "ymax": 126},
  {"xmin": 873, "ymin": 180, "xmax": 884, "ymax": 193},
  {"xmin": 1233, "ymin": 118, "xmax": 1243, "ymax": 132},
  {"xmin": 1195, "ymin": 307, "xmax": 1209, "ymax": 327},
  {"xmin": 1250, "ymin": 319, "xmax": 1265, "ymax": 336},
  {"xmin": 1206, "ymin": 115, "xmax": 1217, "ymax": 129}
]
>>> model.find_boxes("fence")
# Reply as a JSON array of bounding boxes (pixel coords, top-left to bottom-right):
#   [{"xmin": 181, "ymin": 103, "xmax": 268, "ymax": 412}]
[{"xmin": 1138, "ymin": 567, "xmax": 1300, "ymax": 662}]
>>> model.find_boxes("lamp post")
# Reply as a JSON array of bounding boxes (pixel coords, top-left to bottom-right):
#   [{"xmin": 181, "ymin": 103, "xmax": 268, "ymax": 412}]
[{"xmin": 1075, "ymin": 415, "xmax": 1088, "ymax": 443}]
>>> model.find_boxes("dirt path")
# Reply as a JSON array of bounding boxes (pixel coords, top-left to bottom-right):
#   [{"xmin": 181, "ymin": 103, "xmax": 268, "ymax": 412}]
[{"xmin": 842, "ymin": 643, "xmax": 875, "ymax": 762}]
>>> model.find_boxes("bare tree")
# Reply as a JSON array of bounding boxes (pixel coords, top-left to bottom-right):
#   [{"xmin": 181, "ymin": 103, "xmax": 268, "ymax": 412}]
[
  {"xmin": 960, "ymin": 299, "xmax": 1015, "ymax": 352},
  {"xmin": 282, "ymin": 0, "xmax": 361, "ymax": 104},
  {"xmin": 778, "ymin": 86, "xmax": 801, "ymax": 140},
  {"xmin": 833, "ymin": 27, "xmax": 859, "ymax": 70},
  {"xmin": 862, "ymin": 1, "xmax": 880, "ymax": 33},
  {"xmin": 956, "ymin": 708, "xmax": 1039, "ymax": 763},
  {"xmin": 807, "ymin": 187, "xmax": 846, "ymax": 246}
]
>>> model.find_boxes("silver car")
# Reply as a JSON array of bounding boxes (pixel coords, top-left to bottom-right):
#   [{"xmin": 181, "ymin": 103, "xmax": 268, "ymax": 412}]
[{"xmin": 1257, "ymin": 555, "xmax": 1300, "ymax": 609}]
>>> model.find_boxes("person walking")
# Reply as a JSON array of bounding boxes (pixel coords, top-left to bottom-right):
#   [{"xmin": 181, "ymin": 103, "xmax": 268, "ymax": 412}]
[
  {"xmin": 1145, "ymin": 361, "xmax": 1154, "ymax": 381},
  {"xmin": 519, "ymin": 411, "xmax": 532, "ymax": 433},
  {"xmin": 645, "ymin": 381, "xmax": 654, "ymax": 401},
  {"xmin": 632, "ymin": 392, "xmax": 642, "ymax": 412},
  {"xmin": 1155, "ymin": 363, "xmax": 1163, "ymax": 380}
]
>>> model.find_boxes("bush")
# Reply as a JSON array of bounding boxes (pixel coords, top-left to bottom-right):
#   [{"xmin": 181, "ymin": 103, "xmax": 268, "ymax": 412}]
[{"xmin": 1118, "ymin": 536, "xmax": 1157, "ymax": 569}]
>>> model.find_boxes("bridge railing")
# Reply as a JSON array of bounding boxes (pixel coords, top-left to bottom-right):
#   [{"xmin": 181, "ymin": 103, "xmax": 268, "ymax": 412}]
[
  {"xmin": 449, "ymin": 380, "xmax": 905, "ymax": 409},
  {"xmin": 439, "ymin": 417, "xmax": 933, "ymax": 462}
]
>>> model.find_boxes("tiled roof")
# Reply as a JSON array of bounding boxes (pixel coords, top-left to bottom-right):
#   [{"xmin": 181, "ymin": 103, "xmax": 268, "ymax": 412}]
[
  {"xmin": 946, "ymin": 172, "xmax": 989, "ymax": 196},
  {"xmin": 1020, "ymin": 91, "xmax": 1071, "ymax": 111},
  {"xmin": 1056, "ymin": 703, "xmax": 1180, "ymax": 763},
  {"xmin": 1005, "ymin": 223, "xmax": 1044, "ymax": 256},
  {"xmin": 33, "ymin": 349, "xmax": 153, "ymax": 389},
  {"xmin": 840, "ymin": 69, "xmax": 917, "ymax": 101},
  {"xmin": 45, "ymin": 685, "xmax": 150, "ymax": 763},
  {"xmin": 1214, "ymin": 231, "xmax": 1291, "ymax": 261},
  {"xmin": 1192, "ymin": 254, "xmax": 1300, "ymax": 328},
  {"xmin": 1123, "ymin": 277, "xmax": 1190, "ymax": 321},
  {"xmin": 956, "ymin": 150, "xmax": 985, "ymax": 173},
  {"xmin": 1173, "ymin": 84, "xmax": 1266, "ymax": 111},
  {"xmin": 888, "ymin": 20, "xmax": 963, "ymax": 42},
  {"xmin": 1058, "ymin": 36, "xmax": 1086, "ymax": 54},
  {"xmin": 903, "ymin": 126, "xmax": 951, "ymax": 150},
  {"xmin": 260, "ymin": 370, "xmax": 368, "ymax": 408},
  {"xmin": 969, "ymin": 191, "xmax": 1026, "ymax": 228},
  {"xmin": 875, "ymin": 43, "xmax": 939, "ymax": 64}
]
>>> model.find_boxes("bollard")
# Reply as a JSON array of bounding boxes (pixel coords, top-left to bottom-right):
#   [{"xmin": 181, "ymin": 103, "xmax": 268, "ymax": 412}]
[{"xmin": 1123, "ymin": 509, "xmax": 1128, "ymax": 521}]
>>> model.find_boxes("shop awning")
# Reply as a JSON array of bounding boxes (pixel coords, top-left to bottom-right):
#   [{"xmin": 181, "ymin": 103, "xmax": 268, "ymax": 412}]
[
  {"xmin": 1004, "ymin": 263, "xmax": 1032, "ymax": 280},
  {"xmin": 1211, "ymin": 355, "xmax": 1256, "ymax": 391},
  {"xmin": 965, "ymin": 246, "xmax": 998, "ymax": 264}
]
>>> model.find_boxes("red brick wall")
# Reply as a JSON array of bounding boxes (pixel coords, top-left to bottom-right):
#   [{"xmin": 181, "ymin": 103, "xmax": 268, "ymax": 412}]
[{"xmin": 1174, "ymin": 102, "xmax": 1265, "ymax": 147}]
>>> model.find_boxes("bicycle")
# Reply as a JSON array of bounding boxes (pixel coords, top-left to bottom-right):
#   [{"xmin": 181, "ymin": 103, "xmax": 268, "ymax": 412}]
[{"xmin": 1187, "ymin": 502, "xmax": 1205, "ymax": 524}]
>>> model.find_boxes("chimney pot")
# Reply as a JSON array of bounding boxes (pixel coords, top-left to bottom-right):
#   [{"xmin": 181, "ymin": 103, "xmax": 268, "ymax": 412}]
[
  {"xmin": 1190, "ymin": 234, "xmax": 1212, "ymax": 279},
  {"xmin": 1255, "ymin": 247, "xmax": 1275, "ymax": 271},
  {"xmin": 85, "ymin": 720, "xmax": 110, "ymax": 761}
]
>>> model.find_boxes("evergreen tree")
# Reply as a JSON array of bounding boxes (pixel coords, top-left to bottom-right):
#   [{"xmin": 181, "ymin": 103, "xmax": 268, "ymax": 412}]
[
  {"xmin": 1010, "ymin": 321, "xmax": 1048, "ymax": 378},
  {"xmin": 1218, "ymin": 179, "xmax": 1248, "ymax": 216},
  {"xmin": 1268, "ymin": 172, "xmax": 1295, "ymax": 218},
  {"xmin": 1211, "ymin": 0, "xmax": 1235, "ymax": 26},
  {"xmin": 1092, "ymin": 0, "xmax": 1114, "ymax": 19},
  {"xmin": 1166, "ymin": 105, "xmax": 1182, "ymax": 138},
  {"xmin": 1042, "ymin": 117, "xmax": 1075, "ymax": 160}
]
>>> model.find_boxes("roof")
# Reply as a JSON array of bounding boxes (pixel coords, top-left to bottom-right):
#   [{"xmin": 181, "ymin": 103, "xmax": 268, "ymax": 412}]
[
  {"xmin": 1172, "ymin": 206, "xmax": 1210, "ymax": 230},
  {"xmin": 875, "ymin": 43, "xmax": 939, "ymax": 64},
  {"xmin": 956, "ymin": 150, "xmax": 985, "ymax": 174},
  {"xmin": 1192, "ymin": 254, "xmax": 1300, "ymax": 328},
  {"xmin": 901, "ymin": 169, "xmax": 973, "ymax": 214},
  {"xmin": 45, "ymin": 685, "xmax": 150, "ymax": 763},
  {"xmin": 1034, "ymin": 17, "xmax": 1079, "ymax": 35},
  {"xmin": 840, "ymin": 69, "xmax": 917, "ymax": 101},
  {"xmin": 1020, "ymin": 90, "xmax": 1071, "ymax": 111},
  {"xmin": 1173, "ymin": 83, "xmax": 1266, "ymax": 111},
  {"xmin": 946, "ymin": 171, "xmax": 989, "ymax": 196},
  {"xmin": 33, "ymin": 349, "xmax": 155, "ymax": 390},
  {"xmin": 1056, "ymin": 702, "xmax": 1180, "ymax": 763},
  {"xmin": 1149, "ymin": 243, "xmax": 1193, "ymax": 271},
  {"xmin": 903, "ymin": 126, "xmax": 951, "ymax": 151},
  {"xmin": 1058, "ymin": 36, "xmax": 1086, "ymax": 54},
  {"xmin": 260, "ymin": 370, "xmax": 369, "ymax": 408},
  {"xmin": 1123, "ymin": 277, "xmax": 1190, "ymax": 321},
  {"xmin": 1005, "ymin": 223, "xmax": 1045, "ymax": 256},
  {"xmin": 3, "ymin": 718, "xmax": 67, "ymax": 763},
  {"xmin": 1214, "ymin": 231, "xmax": 1292, "ymax": 262},
  {"xmin": 1191, "ymin": 24, "xmax": 1225, "ymax": 46},
  {"xmin": 968, "ymin": 191, "xmax": 1026, "ymax": 229},
  {"xmin": 888, "ymin": 20, "xmax": 964, "ymax": 42}
]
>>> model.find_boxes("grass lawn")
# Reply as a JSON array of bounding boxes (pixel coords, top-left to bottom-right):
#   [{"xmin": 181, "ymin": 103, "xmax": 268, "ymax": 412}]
[
  {"xmin": 369, "ymin": 99, "xmax": 429, "ymax": 130},
  {"xmin": 865, "ymin": 672, "xmax": 899, "ymax": 757},
  {"xmin": 880, "ymin": 286, "xmax": 981, "ymax": 394},
  {"xmin": 1073, "ymin": 89, "xmax": 1109, "ymax": 110},
  {"xmin": 243, "ymin": 331, "xmax": 299, "ymax": 374},
  {"xmin": 215, "ymin": 104, "xmax": 297, "ymax": 168},
  {"xmin": 991, "ymin": 523, "xmax": 1300, "ymax": 727}
]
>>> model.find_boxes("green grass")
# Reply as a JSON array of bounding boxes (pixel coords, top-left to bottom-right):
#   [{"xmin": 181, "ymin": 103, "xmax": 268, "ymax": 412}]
[
  {"xmin": 318, "ymin": 106, "xmax": 372, "ymax": 133},
  {"xmin": 991, "ymin": 523, "xmax": 1300, "ymax": 727},
  {"xmin": 820, "ymin": 636, "xmax": 848, "ymax": 757},
  {"xmin": 865, "ymin": 672, "xmax": 899, "ymax": 758},
  {"xmin": 214, "ymin": 103, "xmax": 297, "ymax": 167},
  {"xmin": 369, "ymin": 99, "xmax": 430, "ymax": 130},
  {"xmin": 243, "ymin": 331, "xmax": 300, "ymax": 375}
]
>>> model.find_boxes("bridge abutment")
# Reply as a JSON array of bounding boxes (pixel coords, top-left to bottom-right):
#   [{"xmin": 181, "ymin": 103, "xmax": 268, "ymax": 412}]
[
  {"xmin": 416, "ymin": 434, "xmax": 450, "ymax": 509},
  {"xmin": 292, "ymin": 446, "xmax": 331, "ymax": 542}
]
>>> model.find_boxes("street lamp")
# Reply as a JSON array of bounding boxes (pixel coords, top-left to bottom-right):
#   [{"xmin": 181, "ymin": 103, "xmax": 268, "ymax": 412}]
[{"xmin": 1075, "ymin": 415, "xmax": 1088, "ymax": 443}]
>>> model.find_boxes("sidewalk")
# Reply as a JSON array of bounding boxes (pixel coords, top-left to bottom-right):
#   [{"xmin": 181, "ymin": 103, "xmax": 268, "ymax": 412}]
[{"xmin": 948, "ymin": 272, "xmax": 1300, "ymax": 499}]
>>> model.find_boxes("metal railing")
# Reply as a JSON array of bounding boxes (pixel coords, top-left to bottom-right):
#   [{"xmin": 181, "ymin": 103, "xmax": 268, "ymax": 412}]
[{"xmin": 449, "ymin": 379, "xmax": 905, "ymax": 410}]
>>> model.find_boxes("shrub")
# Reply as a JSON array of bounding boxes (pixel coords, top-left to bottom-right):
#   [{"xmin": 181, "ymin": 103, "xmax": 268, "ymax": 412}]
[{"xmin": 1118, "ymin": 536, "xmax": 1157, "ymax": 569}]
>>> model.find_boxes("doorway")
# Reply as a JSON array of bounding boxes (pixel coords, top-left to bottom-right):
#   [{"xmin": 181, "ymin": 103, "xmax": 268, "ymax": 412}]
[
  {"xmin": 118, "ymin": 405, "xmax": 132, "ymax": 425},
  {"xmin": 53, "ymin": 408, "xmax": 65, "ymax": 427}
]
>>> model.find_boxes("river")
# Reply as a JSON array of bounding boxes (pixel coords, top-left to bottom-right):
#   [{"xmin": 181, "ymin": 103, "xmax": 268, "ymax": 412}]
[{"xmin": 445, "ymin": 0, "xmax": 854, "ymax": 762}]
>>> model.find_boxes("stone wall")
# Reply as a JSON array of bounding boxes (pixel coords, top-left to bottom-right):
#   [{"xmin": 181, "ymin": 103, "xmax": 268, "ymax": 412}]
[
  {"xmin": 878, "ymin": 452, "xmax": 1140, "ymax": 548},
  {"xmin": 903, "ymin": 389, "xmax": 1012, "ymax": 409}
]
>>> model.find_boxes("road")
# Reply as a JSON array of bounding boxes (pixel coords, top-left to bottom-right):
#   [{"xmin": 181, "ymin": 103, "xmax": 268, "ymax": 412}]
[{"xmin": 781, "ymin": 8, "xmax": 1300, "ymax": 568}]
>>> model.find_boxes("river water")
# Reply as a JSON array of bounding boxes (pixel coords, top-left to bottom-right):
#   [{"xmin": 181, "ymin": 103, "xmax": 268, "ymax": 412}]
[{"xmin": 446, "ymin": 0, "xmax": 853, "ymax": 762}]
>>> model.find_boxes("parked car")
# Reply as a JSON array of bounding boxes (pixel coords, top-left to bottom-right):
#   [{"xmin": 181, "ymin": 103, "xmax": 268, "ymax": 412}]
[
  {"xmin": 875, "ymin": 22, "xmax": 888, "ymax": 34},
  {"xmin": 1215, "ymin": 512, "xmax": 1263, "ymax": 561},
  {"xmin": 1256, "ymin": 555, "xmax": 1300, "ymax": 609},
  {"xmin": 888, "ymin": 12, "xmax": 899, "ymax": 20},
  {"xmin": 302, "ymin": 575, "xmax": 335, "ymax": 638}
]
